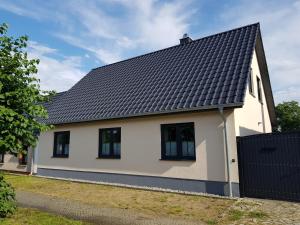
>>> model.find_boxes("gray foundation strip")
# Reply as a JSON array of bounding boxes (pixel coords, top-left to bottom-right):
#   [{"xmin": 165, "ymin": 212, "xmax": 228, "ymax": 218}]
[{"xmin": 37, "ymin": 168, "xmax": 240, "ymax": 197}]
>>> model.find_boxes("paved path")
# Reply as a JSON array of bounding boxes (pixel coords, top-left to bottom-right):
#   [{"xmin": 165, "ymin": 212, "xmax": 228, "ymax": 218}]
[{"xmin": 16, "ymin": 190, "xmax": 204, "ymax": 225}]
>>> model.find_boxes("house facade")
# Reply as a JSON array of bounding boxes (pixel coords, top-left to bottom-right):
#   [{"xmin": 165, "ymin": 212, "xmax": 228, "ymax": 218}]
[{"xmin": 0, "ymin": 23, "xmax": 276, "ymax": 197}]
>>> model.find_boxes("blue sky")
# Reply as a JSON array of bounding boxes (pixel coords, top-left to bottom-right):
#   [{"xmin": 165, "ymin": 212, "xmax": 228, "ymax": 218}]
[{"xmin": 0, "ymin": 0, "xmax": 299, "ymax": 103}]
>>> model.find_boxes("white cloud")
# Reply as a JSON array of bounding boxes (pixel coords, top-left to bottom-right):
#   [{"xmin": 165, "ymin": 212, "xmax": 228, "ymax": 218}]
[
  {"xmin": 46, "ymin": 0, "xmax": 194, "ymax": 65},
  {"xmin": 130, "ymin": 0, "xmax": 194, "ymax": 49},
  {"xmin": 66, "ymin": 1, "xmax": 120, "ymax": 40},
  {"xmin": 0, "ymin": 0, "xmax": 47, "ymax": 20},
  {"xmin": 55, "ymin": 33, "xmax": 122, "ymax": 64},
  {"xmin": 219, "ymin": 0, "xmax": 300, "ymax": 103},
  {"xmin": 274, "ymin": 86, "xmax": 300, "ymax": 103},
  {"xmin": 1, "ymin": 0, "xmax": 194, "ymax": 65},
  {"xmin": 94, "ymin": 49, "xmax": 121, "ymax": 65},
  {"xmin": 27, "ymin": 41, "xmax": 86, "ymax": 92},
  {"xmin": 5, "ymin": 0, "xmax": 298, "ymax": 104},
  {"xmin": 28, "ymin": 41, "xmax": 57, "ymax": 55}
]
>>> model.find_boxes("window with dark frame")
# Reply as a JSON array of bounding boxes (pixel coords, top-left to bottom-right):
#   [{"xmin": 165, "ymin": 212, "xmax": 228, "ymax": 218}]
[
  {"xmin": 19, "ymin": 153, "xmax": 28, "ymax": 165},
  {"xmin": 99, "ymin": 128, "xmax": 121, "ymax": 159},
  {"xmin": 18, "ymin": 147, "xmax": 28, "ymax": 165},
  {"xmin": 249, "ymin": 68, "xmax": 254, "ymax": 95},
  {"xmin": 257, "ymin": 76, "xmax": 262, "ymax": 103},
  {"xmin": 0, "ymin": 152, "xmax": 4, "ymax": 163},
  {"xmin": 53, "ymin": 131, "xmax": 70, "ymax": 157},
  {"xmin": 161, "ymin": 123, "xmax": 196, "ymax": 160}
]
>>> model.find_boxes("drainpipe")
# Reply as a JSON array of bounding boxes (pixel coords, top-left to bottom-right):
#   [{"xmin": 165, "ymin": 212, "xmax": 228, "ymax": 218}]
[
  {"xmin": 218, "ymin": 106, "xmax": 233, "ymax": 197},
  {"xmin": 31, "ymin": 141, "xmax": 39, "ymax": 175},
  {"xmin": 31, "ymin": 130, "xmax": 40, "ymax": 175}
]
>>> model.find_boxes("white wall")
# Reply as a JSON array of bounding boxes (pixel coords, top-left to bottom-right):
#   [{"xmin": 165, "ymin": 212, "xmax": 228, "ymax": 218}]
[
  {"xmin": 0, "ymin": 149, "xmax": 33, "ymax": 173},
  {"xmin": 38, "ymin": 110, "xmax": 239, "ymax": 183},
  {"xmin": 234, "ymin": 50, "xmax": 272, "ymax": 136}
]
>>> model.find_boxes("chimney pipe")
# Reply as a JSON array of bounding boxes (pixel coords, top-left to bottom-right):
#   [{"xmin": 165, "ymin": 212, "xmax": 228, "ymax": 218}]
[{"xmin": 180, "ymin": 33, "xmax": 192, "ymax": 45}]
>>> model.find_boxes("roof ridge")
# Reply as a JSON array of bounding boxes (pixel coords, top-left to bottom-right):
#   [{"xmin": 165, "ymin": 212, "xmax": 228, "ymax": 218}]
[{"xmin": 91, "ymin": 22, "xmax": 260, "ymax": 71}]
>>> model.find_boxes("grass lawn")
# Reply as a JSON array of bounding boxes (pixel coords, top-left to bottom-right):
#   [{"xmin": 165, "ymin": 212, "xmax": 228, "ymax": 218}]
[
  {"xmin": 0, "ymin": 208, "xmax": 91, "ymax": 225},
  {"xmin": 3, "ymin": 174, "xmax": 267, "ymax": 224}
]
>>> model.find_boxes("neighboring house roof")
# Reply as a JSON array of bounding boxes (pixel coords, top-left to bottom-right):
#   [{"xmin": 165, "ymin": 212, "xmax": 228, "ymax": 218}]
[{"xmin": 43, "ymin": 23, "xmax": 276, "ymax": 125}]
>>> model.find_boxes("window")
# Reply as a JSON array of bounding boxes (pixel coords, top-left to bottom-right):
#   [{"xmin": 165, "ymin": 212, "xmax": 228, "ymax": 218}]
[
  {"xmin": 249, "ymin": 68, "xmax": 254, "ymax": 95},
  {"xmin": 257, "ymin": 76, "xmax": 262, "ymax": 103},
  {"xmin": 161, "ymin": 123, "xmax": 195, "ymax": 160},
  {"xmin": 0, "ymin": 153, "xmax": 4, "ymax": 163},
  {"xmin": 19, "ymin": 153, "xmax": 28, "ymax": 165},
  {"xmin": 53, "ymin": 131, "xmax": 70, "ymax": 157},
  {"xmin": 99, "ymin": 128, "xmax": 121, "ymax": 158}
]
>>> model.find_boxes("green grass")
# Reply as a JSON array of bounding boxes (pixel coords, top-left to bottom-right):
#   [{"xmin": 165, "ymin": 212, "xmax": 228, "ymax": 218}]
[
  {"xmin": 228, "ymin": 209, "xmax": 245, "ymax": 221},
  {"xmin": 0, "ymin": 208, "xmax": 91, "ymax": 225},
  {"xmin": 205, "ymin": 219, "xmax": 217, "ymax": 225},
  {"xmin": 3, "ymin": 174, "xmax": 235, "ymax": 222},
  {"xmin": 248, "ymin": 211, "xmax": 268, "ymax": 219}
]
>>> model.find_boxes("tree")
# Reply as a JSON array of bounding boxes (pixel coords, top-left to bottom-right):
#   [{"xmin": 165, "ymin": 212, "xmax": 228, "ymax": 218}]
[
  {"xmin": 275, "ymin": 101, "xmax": 300, "ymax": 132},
  {"xmin": 0, "ymin": 173, "xmax": 16, "ymax": 218},
  {"xmin": 0, "ymin": 23, "xmax": 53, "ymax": 155}
]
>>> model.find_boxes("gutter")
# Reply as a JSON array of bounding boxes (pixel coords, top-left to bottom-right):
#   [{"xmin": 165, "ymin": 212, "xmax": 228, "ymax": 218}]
[{"xmin": 218, "ymin": 107, "xmax": 233, "ymax": 197}]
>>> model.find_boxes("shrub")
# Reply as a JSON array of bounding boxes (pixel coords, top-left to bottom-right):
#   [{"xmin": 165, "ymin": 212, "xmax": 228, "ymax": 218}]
[{"xmin": 0, "ymin": 174, "xmax": 17, "ymax": 218}]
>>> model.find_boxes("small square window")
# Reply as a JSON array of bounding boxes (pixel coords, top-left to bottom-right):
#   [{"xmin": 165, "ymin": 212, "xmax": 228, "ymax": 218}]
[
  {"xmin": 53, "ymin": 131, "xmax": 70, "ymax": 158},
  {"xmin": 99, "ymin": 128, "xmax": 121, "ymax": 159},
  {"xmin": 161, "ymin": 123, "xmax": 196, "ymax": 160}
]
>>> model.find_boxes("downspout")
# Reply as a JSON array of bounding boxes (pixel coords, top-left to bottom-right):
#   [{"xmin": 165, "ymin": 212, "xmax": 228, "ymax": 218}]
[
  {"xmin": 218, "ymin": 107, "xmax": 233, "ymax": 197},
  {"xmin": 31, "ymin": 130, "xmax": 40, "ymax": 175},
  {"xmin": 31, "ymin": 141, "xmax": 39, "ymax": 175}
]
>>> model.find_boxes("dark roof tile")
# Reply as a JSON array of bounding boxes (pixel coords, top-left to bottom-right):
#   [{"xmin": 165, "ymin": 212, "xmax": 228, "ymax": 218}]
[{"xmin": 43, "ymin": 23, "xmax": 260, "ymax": 124}]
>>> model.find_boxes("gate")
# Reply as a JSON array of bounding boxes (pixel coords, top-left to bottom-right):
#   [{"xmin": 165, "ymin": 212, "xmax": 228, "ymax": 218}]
[{"xmin": 237, "ymin": 131, "xmax": 300, "ymax": 202}]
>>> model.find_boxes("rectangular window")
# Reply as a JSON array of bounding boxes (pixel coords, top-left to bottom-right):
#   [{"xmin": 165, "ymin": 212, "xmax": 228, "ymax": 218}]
[
  {"xmin": 53, "ymin": 131, "xmax": 70, "ymax": 157},
  {"xmin": 18, "ymin": 147, "xmax": 28, "ymax": 165},
  {"xmin": 0, "ymin": 153, "xmax": 4, "ymax": 163},
  {"xmin": 19, "ymin": 153, "xmax": 28, "ymax": 165},
  {"xmin": 249, "ymin": 68, "xmax": 254, "ymax": 95},
  {"xmin": 161, "ymin": 123, "xmax": 195, "ymax": 160},
  {"xmin": 99, "ymin": 128, "xmax": 121, "ymax": 159},
  {"xmin": 257, "ymin": 76, "xmax": 262, "ymax": 103}
]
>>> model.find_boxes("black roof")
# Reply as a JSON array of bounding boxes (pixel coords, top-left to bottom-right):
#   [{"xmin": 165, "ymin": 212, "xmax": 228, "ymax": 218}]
[
  {"xmin": 42, "ymin": 91, "xmax": 66, "ymax": 110},
  {"xmin": 43, "ymin": 23, "xmax": 276, "ymax": 125}
]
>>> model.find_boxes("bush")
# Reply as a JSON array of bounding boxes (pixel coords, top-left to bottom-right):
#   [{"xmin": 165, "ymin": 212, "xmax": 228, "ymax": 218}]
[{"xmin": 0, "ymin": 174, "xmax": 17, "ymax": 218}]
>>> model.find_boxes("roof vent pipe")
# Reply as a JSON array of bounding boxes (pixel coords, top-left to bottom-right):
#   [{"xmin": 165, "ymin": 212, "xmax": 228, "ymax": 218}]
[{"xmin": 180, "ymin": 33, "xmax": 193, "ymax": 45}]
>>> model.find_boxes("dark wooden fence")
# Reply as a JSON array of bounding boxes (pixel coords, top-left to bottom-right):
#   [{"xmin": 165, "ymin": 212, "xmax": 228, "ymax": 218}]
[{"xmin": 237, "ymin": 131, "xmax": 300, "ymax": 202}]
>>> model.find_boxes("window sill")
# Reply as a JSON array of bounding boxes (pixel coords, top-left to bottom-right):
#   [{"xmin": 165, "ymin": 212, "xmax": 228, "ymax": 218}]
[
  {"xmin": 96, "ymin": 156, "xmax": 121, "ymax": 159},
  {"xmin": 18, "ymin": 164, "xmax": 27, "ymax": 167},
  {"xmin": 160, "ymin": 158, "xmax": 196, "ymax": 161},
  {"xmin": 52, "ymin": 155, "xmax": 69, "ymax": 158}
]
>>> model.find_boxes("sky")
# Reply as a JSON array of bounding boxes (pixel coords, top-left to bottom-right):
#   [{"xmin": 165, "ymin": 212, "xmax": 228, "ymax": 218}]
[{"xmin": 0, "ymin": 0, "xmax": 299, "ymax": 104}]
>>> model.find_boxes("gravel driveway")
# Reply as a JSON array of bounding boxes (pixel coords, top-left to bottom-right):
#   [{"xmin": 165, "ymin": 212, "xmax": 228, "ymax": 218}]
[{"xmin": 16, "ymin": 190, "xmax": 204, "ymax": 225}]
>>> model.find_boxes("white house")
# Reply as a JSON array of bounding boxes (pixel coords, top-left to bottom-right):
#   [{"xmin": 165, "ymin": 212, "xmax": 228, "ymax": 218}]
[{"xmin": 0, "ymin": 23, "xmax": 275, "ymax": 197}]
